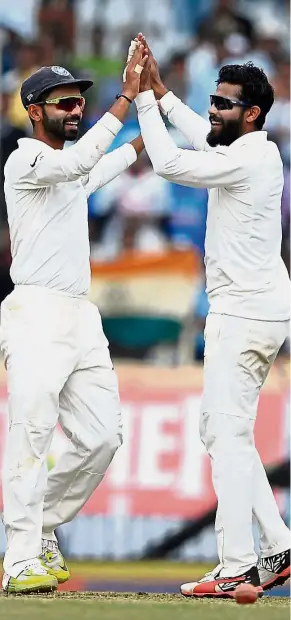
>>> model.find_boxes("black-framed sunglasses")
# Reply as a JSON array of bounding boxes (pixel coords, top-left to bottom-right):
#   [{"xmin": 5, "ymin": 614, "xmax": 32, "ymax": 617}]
[
  {"xmin": 210, "ymin": 94, "xmax": 251, "ymax": 111},
  {"xmin": 37, "ymin": 95, "xmax": 85, "ymax": 112}
]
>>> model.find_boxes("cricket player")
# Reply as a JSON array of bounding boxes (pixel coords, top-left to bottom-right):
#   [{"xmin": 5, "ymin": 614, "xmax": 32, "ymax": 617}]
[
  {"xmin": 0, "ymin": 44, "xmax": 148, "ymax": 593},
  {"xmin": 134, "ymin": 35, "xmax": 290, "ymax": 598}
]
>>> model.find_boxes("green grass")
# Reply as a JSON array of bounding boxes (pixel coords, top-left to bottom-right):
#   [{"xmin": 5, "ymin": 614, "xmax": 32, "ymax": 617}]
[
  {"xmin": 66, "ymin": 559, "xmax": 213, "ymax": 579},
  {"xmin": 0, "ymin": 592, "xmax": 289, "ymax": 620}
]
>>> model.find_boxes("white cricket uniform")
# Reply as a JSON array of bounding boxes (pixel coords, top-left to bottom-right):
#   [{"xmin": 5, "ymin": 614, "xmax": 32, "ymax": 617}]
[
  {"xmin": 136, "ymin": 90, "xmax": 291, "ymax": 576},
  {"xmin": 0, "ymin": 112, "xmax": 137, "ymax": 576}
]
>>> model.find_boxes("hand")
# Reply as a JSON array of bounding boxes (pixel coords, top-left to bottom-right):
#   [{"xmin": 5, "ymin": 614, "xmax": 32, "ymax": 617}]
[
  {"xmin": 122, "ymin": 43, "xmax": 148, "ymax": 101},
  {"xmin": 135, "ymin": 33, "xmax": 168, "ymax": 99},
  {"xmin": 139, "ymin": 56, "xmax": 152, "ymax": 93}
]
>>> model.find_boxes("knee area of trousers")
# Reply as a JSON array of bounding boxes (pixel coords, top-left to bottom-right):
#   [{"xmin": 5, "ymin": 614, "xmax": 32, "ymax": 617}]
[
  {"xmin": 83, "ymin": 427, "xmax": 122, "ymax": 457},
  {"xmin": 103, "ymin": 428, "xmax": 123, "ymax": 455},
  {"xmin": 200, "ymin": 412, "xmax": 253, "ymax": 452}
]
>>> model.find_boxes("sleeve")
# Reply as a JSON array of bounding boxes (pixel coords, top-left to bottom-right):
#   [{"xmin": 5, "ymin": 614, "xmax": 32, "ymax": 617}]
[
  {"xmin": 81, "ymin": 143, "xmax": 137, "ymax": 197},
  {"xmin": 159, "ymin": 91, "xmax": 211, "ymax": 152},
  {"xmin": 8, "ymin": 113, "xmax": 124, "ymax": 188},
  {"xmin": 136, "ymin": 91, "xmax": 247, "ymax": 190}
]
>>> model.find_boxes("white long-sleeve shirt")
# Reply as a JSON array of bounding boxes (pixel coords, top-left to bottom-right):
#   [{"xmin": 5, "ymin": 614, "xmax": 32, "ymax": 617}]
[
  {"xmin": 4, "ymin": 112, "xmax": 137, "ymax": 296},
  {"xmin": 136, "ymin": 90, "xmax": 290, "ymax": 321}
]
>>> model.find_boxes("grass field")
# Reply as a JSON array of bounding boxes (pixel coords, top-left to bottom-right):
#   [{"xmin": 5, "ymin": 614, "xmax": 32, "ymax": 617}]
[
  {"xmin": 0, "ymin": 592, "xmax": 289, "ymax": 620},
  {"xmin": 63, "ymin": 559, "xmax": 214, "ymax": 579}
]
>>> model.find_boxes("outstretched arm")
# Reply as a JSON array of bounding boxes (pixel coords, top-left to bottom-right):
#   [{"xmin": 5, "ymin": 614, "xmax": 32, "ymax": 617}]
[
  {"xmin": 159, "ymin": 91, "xmax": 211, "ymax": 152},
  {"xmin": 81, "ymin": 136, "xmax": 144, "ymax": 197},
  {"xmin": 8, "ymin": 46, "xmax": 147, "ymax": 188}
]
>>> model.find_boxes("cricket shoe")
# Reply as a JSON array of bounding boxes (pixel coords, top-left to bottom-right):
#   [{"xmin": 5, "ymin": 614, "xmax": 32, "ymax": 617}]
[
  {"xmin": 2, "ymin": 559, "xmax": 58, "ymax": 593},
  {"xmin": 180, "ymin": 565, "xmax": 263, "ymax": 599},
  {"xmin": 40, "ymin": 539, "xmax": 70, "ymax": 584},
  {"xmin": 258, "ymin": 549, "xmax": 290, "ymax": 591}
]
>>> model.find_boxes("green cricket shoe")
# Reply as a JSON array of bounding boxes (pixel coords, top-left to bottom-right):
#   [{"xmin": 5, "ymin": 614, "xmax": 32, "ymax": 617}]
[
  {"xmin": 40, "ymin": 540, "xmax": 70, "ymax": 584},
  {"xmin": 2, "ymin": 560, "xmax": 58, "ymax": 593}
]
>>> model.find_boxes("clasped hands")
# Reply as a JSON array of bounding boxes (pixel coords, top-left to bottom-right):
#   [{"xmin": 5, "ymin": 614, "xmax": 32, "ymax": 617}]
[{"xmin": 121, "ymin": 32, "xmax": 168, "ymax": 103}]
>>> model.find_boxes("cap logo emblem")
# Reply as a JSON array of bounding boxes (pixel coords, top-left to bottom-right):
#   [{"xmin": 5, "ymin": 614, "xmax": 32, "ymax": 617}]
[
  {"xmin": 51, "ymin": 66, "xmax": 70, "ymax": 76},
  {"xmin": 27, "ymin": 93, "xmax": 33, "ymax": 101}
]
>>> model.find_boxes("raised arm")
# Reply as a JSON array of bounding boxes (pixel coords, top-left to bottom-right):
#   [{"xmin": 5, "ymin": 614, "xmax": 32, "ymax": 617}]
[
  {"xmin": 136, "ymin": 90, "xmax": 247, "ymax": 189},
  {"xmin": 6, "ymin": 46, "xmax": 147, "ymax": 188},
  {"xmin": 159, "ymin": 91, "xmax": 211, "ymax": 152},
  {"xmin": 81, "ymin": 136, "xmax": 144, "ymax": 197}
]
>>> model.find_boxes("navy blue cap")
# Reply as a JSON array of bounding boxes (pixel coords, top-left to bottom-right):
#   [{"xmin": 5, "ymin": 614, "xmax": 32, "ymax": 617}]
[{"xmin": 21, "ymin": 65, "xmax": 93, "ymax": 109}]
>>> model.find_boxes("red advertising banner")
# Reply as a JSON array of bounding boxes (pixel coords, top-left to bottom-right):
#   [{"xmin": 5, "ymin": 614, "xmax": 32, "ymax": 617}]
[{"xmin": 0, "ymin": 363, "xmax": 289, "ymax": 519}]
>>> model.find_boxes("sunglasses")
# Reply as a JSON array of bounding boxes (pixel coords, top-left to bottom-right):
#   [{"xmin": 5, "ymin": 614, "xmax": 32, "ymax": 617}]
[
  {"xmin": 37, "ymin": 95, "xmax": 85, "ymax": 112},
  {"xmin": 210, "ymin": 95, "xmax": 251, "ymax": 111}
]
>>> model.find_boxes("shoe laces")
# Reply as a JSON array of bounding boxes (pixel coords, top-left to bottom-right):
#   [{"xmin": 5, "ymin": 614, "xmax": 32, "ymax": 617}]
[{"xmin": 42, "ymin": 540, "xmax": 58, "ymax": 554}]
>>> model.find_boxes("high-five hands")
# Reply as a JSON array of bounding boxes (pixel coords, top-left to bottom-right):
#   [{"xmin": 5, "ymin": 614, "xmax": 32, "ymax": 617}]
[
  {"xmin": 122, "ymin": 41, "xmax": 149, "ymax": 101},
  {"xmin": 134, "ymin": 33, "xmax": 168, "ymax": 99}
]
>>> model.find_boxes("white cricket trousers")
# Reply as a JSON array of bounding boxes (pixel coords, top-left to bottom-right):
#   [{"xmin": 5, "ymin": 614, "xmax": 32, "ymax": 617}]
[
  {"xmin": 200, "ymin": 313, "xmax": 290, "ymax": 577},
  {"xmin": 0, "ymin": 285, "xmax": 122, "ymax": 576}
]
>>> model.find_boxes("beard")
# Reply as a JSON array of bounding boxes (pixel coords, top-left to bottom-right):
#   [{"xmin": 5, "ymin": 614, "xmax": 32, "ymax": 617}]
[
  {"xmin": 206, "ymin": 113, "xmax": 244, "ymax": 147},
  {"xmin": 42, "ymin": 108, "xmax": 81, "ymax": 142}
]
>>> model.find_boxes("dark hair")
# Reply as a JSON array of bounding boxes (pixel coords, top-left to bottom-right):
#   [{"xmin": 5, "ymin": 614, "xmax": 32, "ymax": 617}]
[
  {"xmin": 28, "ymin": 86, "xmax": 53, "ymax": 128},
  {"xmin": 217, "ymin": 62, "xmax": 274, "ymax": 129}
]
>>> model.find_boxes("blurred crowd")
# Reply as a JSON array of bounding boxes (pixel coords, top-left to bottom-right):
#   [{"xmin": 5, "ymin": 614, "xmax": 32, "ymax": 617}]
[{"xmin": 0, "ymin": 0, "xmax": 290, "ymax": 360}]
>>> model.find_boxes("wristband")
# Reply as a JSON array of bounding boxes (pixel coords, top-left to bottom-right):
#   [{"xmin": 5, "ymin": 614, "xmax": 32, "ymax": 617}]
[{"xmin": 116, "ymin": 94, "xmax": 133, "ymax": 104}]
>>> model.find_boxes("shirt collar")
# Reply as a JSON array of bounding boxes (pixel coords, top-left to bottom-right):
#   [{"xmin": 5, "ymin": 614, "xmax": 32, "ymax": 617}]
[
  {"xmin": 229, "ymin": 130, "xmax": 268, "ymax": 150},
  {"xmin": 17, "ymin": 137, "xmax": 54, "ymax": 151}
]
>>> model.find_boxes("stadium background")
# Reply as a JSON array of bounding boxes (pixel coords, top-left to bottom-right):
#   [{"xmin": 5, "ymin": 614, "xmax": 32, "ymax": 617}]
[{"xmin": 0, "ymin": 0, "xmax": 289, "ymax": 597}]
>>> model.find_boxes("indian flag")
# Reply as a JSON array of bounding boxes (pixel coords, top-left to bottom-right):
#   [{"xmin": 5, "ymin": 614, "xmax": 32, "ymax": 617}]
[{"xmin": 89, "ymin": 249, "xmax": 201, "ymax": 351}]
